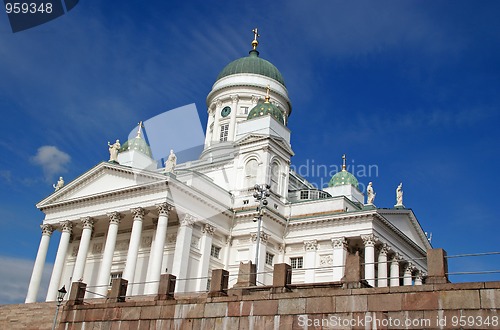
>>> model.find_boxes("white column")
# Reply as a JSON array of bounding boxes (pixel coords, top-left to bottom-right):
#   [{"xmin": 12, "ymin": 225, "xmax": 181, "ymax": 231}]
[
  {"xmin": 123, "ymin": 207, "xmax": 145, "ymax": 296},
  {"xmin": 95, "ymin": 212, "xmax": 121, "ymax": 297},
  {"xmin": 71, "ymin": 217, "xmax": 94, "ymax": 283},
  {"xmin": 377, "ymin": 244, "xmax": 389, "ymax": 287},
  {"xmin": 332, "ymin": 237, "xmax": 348, "ymax": 281},
  {"xmin": 415, "ymin": 271, "xmax": 423, "ymax": 285},
  {"xmin": 211, "ymin": 99, "xmax": 223, "ymax": 144},
  {"xmin": 223, "ymin": 236, "xmax": 233, "ymax": 269},
  {"xmin": 46, "ymin": 221, "xmax": 72, "ymax": 301},
  {"xmin": 204, "ymin": 105, "xmax": 215, "ymax": 147},
  {"xmin": 228, "ymin": 95, "xmax": 238, "ymax": 141},
  {"xmin": 361, "ymin": 234, "xmax": 377, "ymax": 287},
  {"xmin": 277, "ymin": 244, "xmax": 285, "ymax": 263},
  {"xmin": 196, "ymin": 223, "xmax": 215, "ymax": 292},
  {"xmin": 171, "ymin": 214, "xmax": 195, "ymax": 292},
  {"xmin": 26, "ymin": 224, "xmax": 53, "ymax": 303},
  {"xmin": 145, "ymin": 203, "xmax": 171, "ymax": 295},
  {"xmin": 304, "ymin": 240, "xmax": 318, "ymax": 283},
  {"xmin": 404, "ymin": 263, "xmax": 414, "ymax": 286},
  {"xmin": 252, "ymin": 232, "xmax": 269, "ymax": 285},
  {"xmin": 390, "ymin": 254, "xmax": 400, "ymax": 287}
]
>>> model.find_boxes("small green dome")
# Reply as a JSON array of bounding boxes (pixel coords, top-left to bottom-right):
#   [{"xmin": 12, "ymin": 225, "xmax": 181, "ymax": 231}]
[
  {"xmin": 216, "ymin": 50, "xmax": 286, "ymax": 86},
  {"xmin": 120, "ymin": 136, "xmax": 153, "ymax": 158},
  {"xmin": 328, "ymin": 170, "xmax": 359, "ymax": 188},
  {"xmin": 247, "ymin": 100, "xmax": 285, "ymax": 124}
]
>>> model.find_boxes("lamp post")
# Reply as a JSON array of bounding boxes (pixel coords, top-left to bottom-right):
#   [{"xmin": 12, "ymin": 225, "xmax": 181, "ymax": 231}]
[
  {"xmin": 253, "ymin": 184, "xmax": 270, "ymax": 276},
  {"xmin": 51, "ymin": 285, "xmax": 67, "ymax": 330}
]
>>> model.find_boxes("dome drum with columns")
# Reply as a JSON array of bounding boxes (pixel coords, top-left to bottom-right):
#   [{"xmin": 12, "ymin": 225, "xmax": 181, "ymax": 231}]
[{"xmin": 25, "ymin": 29, "xmax": 432, "ymax": 304}]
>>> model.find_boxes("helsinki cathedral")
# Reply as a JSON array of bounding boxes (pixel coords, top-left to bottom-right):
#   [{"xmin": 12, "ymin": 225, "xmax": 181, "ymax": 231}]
[{"xmin": 26, "ymin": 30, "xmax": 431, "ymax": 303}]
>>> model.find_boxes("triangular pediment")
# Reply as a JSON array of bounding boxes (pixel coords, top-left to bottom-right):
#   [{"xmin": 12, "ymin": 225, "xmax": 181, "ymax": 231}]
[
  {"xmin": 235, "ymin": 134, "xmax": 294, "ymax": 155},
  {"xmin": 378, "ymin": 210, "xmax": 432, "ymax": 251},
  {"xmin": 37, "ymin": 162, "xmax": 165, "ymax": 208}
]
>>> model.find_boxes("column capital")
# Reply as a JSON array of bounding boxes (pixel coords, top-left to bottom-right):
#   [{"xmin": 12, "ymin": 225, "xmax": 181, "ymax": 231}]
[
  {"xmin": 180, "ymin": 214, "xmax": 196, "ymax": 227},
  {"xmin": 379, "ymin": 243, "xmax": 390, "ymax": 256},
  {"xmin": 278, "ymin": 243, "xmax": 285, "ymax": 254},
  {"xmin": 40, "ymin": 224, "xmax": 53, "ymax": 236},
  {"xmin": 215, "ymin": 99, "xmax": 223, "ymax": 108},
  {"xmin": 60, "ymin": 221, "xmax": 73, "ymax": 233},
  {"xmin": 304, "ymin": 240, "xmax": 318, "ymax": 251},
  {"xmin": 231, "ymin": 95, "xmax": 239, "ymax": 103},
  {"xmin": 361, "ymin": 234, "xmax": 378, "ymax": 247},
  {"xmin": 156, "ymin": 202, "xmax": 172, "ymax": 217},
  {"xmin": 390, "ymin": 253, "xmax": 401, "ymax": 263},
  {"xmin": 107, "ymin": 211, "xmax": 121, "ymax": 224},
  {"xmin": 405, "ymin": 263, "xmax": 415, "ymax": 273},
  {"xmin": 202, "ymin": 223, "xmax": 216, "ymax": 236},
  {"xmin": 331, "ymin": 237, "xmax": 348, "ymax": 249},
  {"xmin": 131, "ymin": 207, "xmax": 145, "ymax": 220},
  {"xmin": 251, "ymin": 231, "xmax": 269, "ymax": 243},
  {"xmin": 225, "ymin": 236, "xmax": 233, "ymax": 246},
  {"xmin": 80, "ymin": 217, "xmax": 94, "ymax": 229}
]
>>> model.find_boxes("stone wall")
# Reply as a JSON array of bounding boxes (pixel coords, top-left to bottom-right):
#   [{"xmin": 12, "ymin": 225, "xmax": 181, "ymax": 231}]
[
  {"xmin": 0, "ymin": 301, "xmax": 60, "ymax": 330},
  {"xmin": 57, "ymin": 282, "xmax": 500, "ymax": 329}
]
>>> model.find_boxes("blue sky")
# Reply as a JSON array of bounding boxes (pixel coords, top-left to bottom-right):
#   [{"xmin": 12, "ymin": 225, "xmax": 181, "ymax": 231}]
[{"xmin": 1, "ymin": 1, "xmax": 499, "ymax": 304}]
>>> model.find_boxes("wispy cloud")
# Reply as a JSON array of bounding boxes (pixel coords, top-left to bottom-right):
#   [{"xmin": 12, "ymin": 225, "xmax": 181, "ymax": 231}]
[
  {"xmin": 31, "ymin": 146, "xmax": 70, "ymax": 182},
  {"xmin": 0, "ymin": 256, "xmax": 52, "ymax": 304}
]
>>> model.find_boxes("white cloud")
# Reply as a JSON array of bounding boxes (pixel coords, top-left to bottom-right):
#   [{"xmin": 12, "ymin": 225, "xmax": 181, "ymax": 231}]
[
  {"xmin": 31, "ymin": 146, "xmax": 71, "ymax": 182},
  {"xmin": 0, "ymin": 256, "xmax": 52, "ymax": 304}
]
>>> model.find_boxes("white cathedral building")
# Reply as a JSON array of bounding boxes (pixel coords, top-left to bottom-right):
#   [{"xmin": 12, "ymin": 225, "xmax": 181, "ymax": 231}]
[{"xmin": 26, "ymin": 32, "xmax": 431, "ymax": 303}]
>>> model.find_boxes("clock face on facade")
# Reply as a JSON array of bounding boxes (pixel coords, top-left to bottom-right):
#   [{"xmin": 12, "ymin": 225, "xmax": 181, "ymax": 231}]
[{"xmin": 221, "ymin": 106, "xmax": 231, "ymax": 117}]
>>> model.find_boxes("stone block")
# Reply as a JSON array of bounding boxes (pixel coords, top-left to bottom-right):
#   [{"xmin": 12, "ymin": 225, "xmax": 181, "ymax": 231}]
[
  {"xmin": 156, "ymin": 274, "xmax": 176, "ymax": 300},
  {"xmin": 140, "ymin": 306, "xmax": 161, "ymax": 319},
  {"xmin": 402, "ymin": 291, "xmax": 439, "ymax": 310},
  {"xmin": 203, "ymin": 302, "xmax": 227, "ymax": 318},
  {"xmin": 439, "ymin": 290, "xmax": 480, "ymax": 309},
  {"xmin": 233, "ymin": 261, "xmax": 256, "ymax": 288},
  {"xmin": 305, "ymin": 296, "xmax": 334, "ymax": 314},
  {"xmin": 85, "ymin": 308, "xmax": 105, "ymax": 322},
  {"xmin": 426, "ymin": 248, "xmax": 449, "ymax": 284},
  {"xmin": 480, "ymin": 289, "xmax": 500, "ymax": 308},
  {"xmin": 278, "ymin": 315, "xmax": 294, "ymax": 329},
  {"xmin": 209, "ymin": 269, "xmax": 229, "ymax": 296},
  {"xmin": 68, "ymin": 282, "xmax": 87, "ymax": 306},
  {"xmin": 103, "ymin": 307, "xmax": 122, "ymax": 321},
  {"xmin": 160, "ymin": 304, "xmax": 175, "ymax": 319},
  {"xmin": 367, "ymin": 293, "xmax": 402, "ymax": 311},
  {"xmin": 335, "ymin": 294, "xmax": 368, "ymax": 312},
  {"xmin": 278, "ymin": 298, "xmax": 305, "ymax": 315},
  {"xmin": 109, "ymin": 278, "xmax": 128, "ymax": 303},
  {"xmin": 253, "ymin": 299, "xmax": 279, "ymax": 316},
  {"xmin": 174, "ymin": 303, "xmax": 205, "ymax": 319},
  {"xmin": 273, "ymin": 263, "xmax": 292, "ymax": 287},
  {"xmin": 121, "ymin": 307, "xmax": 141, "ymax": 320}
]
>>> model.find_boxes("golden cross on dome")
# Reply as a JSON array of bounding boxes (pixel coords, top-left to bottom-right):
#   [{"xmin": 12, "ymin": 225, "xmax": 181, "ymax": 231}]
[
  {"xmin": 342, "ymin": 154, "xmax": 347, "ymax": 171},
  {"xmin": 136, "ymin": 121, "xmax": 144, "ymax": 138},
  {"xmin": 265, "ymin": 85, "xmax": 271, "ymax": 103},
  {"xmin": 252, "ymin": 27, "xmax": 260, "ymax": 50}
]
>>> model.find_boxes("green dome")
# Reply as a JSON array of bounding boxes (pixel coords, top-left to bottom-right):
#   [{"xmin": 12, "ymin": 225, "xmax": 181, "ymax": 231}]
[
  {"xmin": 120, "ymin": 136, "xmax": 153, "ymax": 158},
  {"xmin": 247, "ymin": 100, "xmax": 285, "ymax": 124},
  {"xmin": 328, "ymin": 170, "xmax": 359, "ymax": 188},
  {"xmin": 216, "ymin": 50, "xmax": 285, "ymax": 86}
]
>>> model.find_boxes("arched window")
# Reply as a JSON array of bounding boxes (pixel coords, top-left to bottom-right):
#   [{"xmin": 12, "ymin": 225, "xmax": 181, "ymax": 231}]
[
  {"xmin": 245, "ymin": 159, "xmax": 258, "ymax": 187},
  {"xmin": 270, "ymin": 162, "xmax": 280, "ymax": 194}
]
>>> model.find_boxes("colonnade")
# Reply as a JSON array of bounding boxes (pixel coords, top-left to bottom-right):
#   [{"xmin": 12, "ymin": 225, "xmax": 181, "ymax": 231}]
[{"xmin": 25, "ymin": 203, "xmax": 217, "ymax": 303}]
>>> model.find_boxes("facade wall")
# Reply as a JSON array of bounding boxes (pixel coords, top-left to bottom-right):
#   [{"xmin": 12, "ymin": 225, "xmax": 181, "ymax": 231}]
[{"xmin": 53, "ymin": 281, "xmax": 500, "ymax": 330}]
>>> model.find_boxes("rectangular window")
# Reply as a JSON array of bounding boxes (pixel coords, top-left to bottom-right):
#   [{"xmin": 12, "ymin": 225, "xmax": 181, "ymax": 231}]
[
  {"xmin": 265, "ymin": 252, "xmax": 274, "ymax": 266},
  {"xmin": 241, "ymin": 106, "xmax": 249, "ymax": 114},
  {"xmin": 109, "ymin": 272, "xmax": 123, "ymax": 286},
  {"xmin": 210, "ymin": 245, "xmax": 221, "ymax": 259},
  {"xmin": 300, "ymin": 190, "xmax": 309, "ymax": 200},
  {"xmin": 290, "ymin": 257, "xmax": 303, "ymax": 269},
  {"xmin": 219, "ymin": 123, "xmax": 229, "ymax": 142},
  {"xmin": 206, "ymin": 278, "xmax": 211, "ymax": 291}
]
